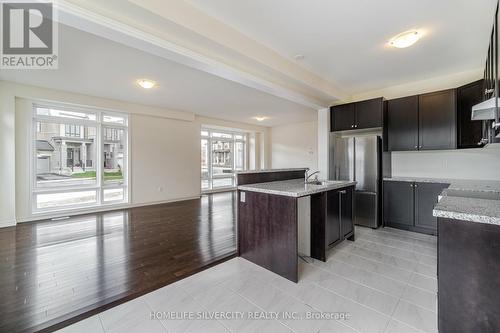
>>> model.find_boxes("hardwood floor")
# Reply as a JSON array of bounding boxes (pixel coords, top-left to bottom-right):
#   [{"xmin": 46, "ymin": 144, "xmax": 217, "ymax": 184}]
[{"xmin": 0, "ymin": 192, "xmax": 237, "ymax": 333}]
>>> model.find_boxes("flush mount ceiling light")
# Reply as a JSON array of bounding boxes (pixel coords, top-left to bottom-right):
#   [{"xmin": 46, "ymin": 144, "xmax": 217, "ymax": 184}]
[
  {"xmin": 253, "ymin": 116, "xmax": 269, "ymax": 122},
  {"xmin": 136, "ymin": 79, "xmax": 157, "ymax": 89},
  {"xmin": 389, "ymin": 30, "xmax": 422, "ymax": 48},
  {"xmin": 294, "ymin": 54, "xmax": 305, "ymax": 60}
]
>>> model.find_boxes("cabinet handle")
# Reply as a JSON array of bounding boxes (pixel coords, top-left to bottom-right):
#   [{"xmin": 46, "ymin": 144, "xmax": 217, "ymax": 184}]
[
  {"xmin": 339, "ymin": 190, "xmax": 347, "ymax": 194},
  {"xmin": 414, "ymin": 184, "xmax": 418, "ymax": 188},
  {"xmin": 355, "ymin": 124, "xmax": 358, "ymax": 128},
  {"xmin": 351, "ymin": 124, "xmax": 354, "ymax": 128},
  {"xmin": 414, "ymin": 145, "xmax": 418, "ymax": 149},
  {"xmin": 419, "ymin": 145, "xmax": 422, "ymax": 149},
  {"xmin": 485, "ymin": 88, "xmax": 495, "ymax": 95}
]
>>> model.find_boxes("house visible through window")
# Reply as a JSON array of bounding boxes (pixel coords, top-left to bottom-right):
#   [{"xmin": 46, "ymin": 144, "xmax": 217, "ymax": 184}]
[
  {"xmin": 33, "ymin": 105, "xmax": 128, "ymax": 212},
  {"xmin": 201, "ymin": 128, "xmax": 248, "ymax": 191}
]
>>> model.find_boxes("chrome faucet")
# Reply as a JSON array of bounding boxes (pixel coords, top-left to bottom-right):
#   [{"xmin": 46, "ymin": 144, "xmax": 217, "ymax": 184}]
[{"xmin": 305, "ymin": 170, "xmax": 320, "ymax": 182}]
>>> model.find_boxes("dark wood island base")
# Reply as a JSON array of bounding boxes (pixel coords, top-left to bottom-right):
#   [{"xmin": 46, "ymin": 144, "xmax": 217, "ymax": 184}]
[{"xmin": 236, "ymin": 169, "xmax": 355, "ymax": 283}]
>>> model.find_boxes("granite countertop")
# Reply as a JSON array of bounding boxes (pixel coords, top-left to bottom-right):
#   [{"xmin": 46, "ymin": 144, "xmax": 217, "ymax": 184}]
[
  {"xmin": 237, "ymin": 179, "xmax": 356, "ymax": 197},
  {"xmin": 234, "ymin": 168, "xmax": 307, "ymax": 174},
  {"xmin": 384, "ymin": 177, "xmax": 500, "ymax": 226}
]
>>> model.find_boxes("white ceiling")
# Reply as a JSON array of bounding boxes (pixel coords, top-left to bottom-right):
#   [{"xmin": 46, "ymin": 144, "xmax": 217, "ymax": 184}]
[
  {"xmin": 0, "ymin": 25, "xmax": 316, "ymax": 126},
  {"xmin": 186, "ymin": 0, "xmax": 497, "ymax": 94}
]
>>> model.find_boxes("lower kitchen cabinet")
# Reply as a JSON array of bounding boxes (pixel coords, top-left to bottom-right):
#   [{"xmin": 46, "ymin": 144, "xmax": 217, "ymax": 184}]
[
  {"xmin": 415, "ymin": 182, "xmax": 450, "ymax": 231},
  {"xmin": 438, "ymin": 217, "xmax": 500, "ymax": 332},
  {"xmin": 383, "ymin": 181, "xmax": 414, "ymax": 227},
  {"xmin": 383, "ymin": 181, "xmax": 449, "ymax": 235},
  {"xmin": 326, "ymin": 186, "xmax": 354, "ymax": 246}
]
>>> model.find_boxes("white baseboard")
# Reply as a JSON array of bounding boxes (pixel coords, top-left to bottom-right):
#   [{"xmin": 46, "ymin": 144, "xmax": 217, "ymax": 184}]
[
  {"xmin": 0, "ymin": 218, "xmax": 17, "ymax": 228},
  {"xmin": 15, "ymin": 195, "xmax": 202, "ymax": 223}
]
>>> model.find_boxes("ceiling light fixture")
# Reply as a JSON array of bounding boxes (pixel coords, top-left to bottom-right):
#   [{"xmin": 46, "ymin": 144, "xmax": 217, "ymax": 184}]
[
  {"xmin": 253, "ymin": 116, "xmax": 268, "ymax": 122},
  {"xmin": 294, "ymin": 54, "xmax": 305, "ymax": 60},
  {"xmin": 137, "ymin": 79, "xmax": 157, "ymax": 89},
  {"xmin": 389, "ymin": 30, "xmax": 422, "ymax": 48}
]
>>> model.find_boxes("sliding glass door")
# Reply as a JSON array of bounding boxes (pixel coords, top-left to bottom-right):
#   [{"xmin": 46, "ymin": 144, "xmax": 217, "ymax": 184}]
[{"xmin": 201, "ymin": 129, "xmax": 247, "ymax": 191}]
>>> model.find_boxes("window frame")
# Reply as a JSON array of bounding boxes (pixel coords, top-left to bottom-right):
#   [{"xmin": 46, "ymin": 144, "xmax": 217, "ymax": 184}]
[
  {"xmin": 31, "ymin": 103, "xmax": 129, "ymax": 214},
  {"xmin": 201, "ymin": 127, "xmax": 248, "ymax": 192}
]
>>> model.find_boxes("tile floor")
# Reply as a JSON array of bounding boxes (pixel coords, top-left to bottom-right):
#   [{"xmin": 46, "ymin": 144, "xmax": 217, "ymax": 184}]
[{"xmin": 57, "ymin": 226, "xmax": 437, "ymax": 333}]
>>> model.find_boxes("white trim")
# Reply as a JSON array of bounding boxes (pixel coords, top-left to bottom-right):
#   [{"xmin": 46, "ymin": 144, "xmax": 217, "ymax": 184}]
[
  {"xmin": 0, "ymin": 218, "xmax": 17, "ymax": 228},
  {"xmin": 16, "ymin": 195, "xmax": 202, "ymax": 223}
]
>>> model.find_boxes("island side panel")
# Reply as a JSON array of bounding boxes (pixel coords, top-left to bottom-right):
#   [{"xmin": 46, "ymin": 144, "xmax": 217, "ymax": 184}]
[
  {"xmin": 237, "ymin": 190, "xmax": 298, "ymax": 282},
  {"xmin": 310, "ymin": 192, "xmax": 326, "ymax": 262},
  {"xmin": 438, "ymin": 217, "xmax": 500, "ymax": 333}
]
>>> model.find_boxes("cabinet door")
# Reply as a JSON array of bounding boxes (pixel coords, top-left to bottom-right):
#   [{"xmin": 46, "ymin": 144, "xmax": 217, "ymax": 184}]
[
  {"xmin": 387, "ymin": 96, "xmax": 419, "ymax": 151},
  {"xmin": 418, "ymin": 89, "xmax": 457, "ymax": 150},
  {"xmin": 355, "ymin": 97, "xmax": 383, "ymax": 129},
  {"xmin": 415, "ymin": 182, "xmax": 449, "ymax": 232},
  {"xmin": 326, "ymin": 190, "xmax": 341, "ymax": 246},
  {"xmin": 457, "ymin": 80, "xmax": 484, "ymax": 148},
  {"xmin": 383, "ymin": 181, "xmax": 414, "ymax": 227},
  {"xmin": 331, "ymin": 103, "xmax": 355, "ymax": 131},
  {"xmin": 340, "ymin": 187, "xmax": 354, "ymax": 238}
]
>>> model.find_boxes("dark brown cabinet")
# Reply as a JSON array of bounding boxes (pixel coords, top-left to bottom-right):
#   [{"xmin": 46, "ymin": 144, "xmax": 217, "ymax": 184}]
[
  {"xmin": 387, "ymin": 89, "xmax": 457, "ymax": 151},
  {"xmin": 457, "ymin": 80, "xmax": 485, "ymax": 148},
  {"xmin": 326, "ymin": 190, "xmax": 341, "ymax": 246},
  {"xmin": 326, "ymin": 187, "xmax": 354, "ymax": 246},
  {"xmin": 331, "ymin": 103, "xmax": 355, "ymax": 131},
  {"xmin": 355, "ymin": 98, "xmax": 384, "ymax": 129},
  {"xmin": 414, "ymin": 182, "xmax": 450, "ymax": 231},
  {"xmin": 387, "ymin": 96, "xmax": 419, "ymax": 151},
  {"xmin": 383, "ymin": 180, "xmax": 449, "ymax": 235},
  {"xmin": 418, "ymin": 89, "xmax": 457, "ymax": 150},
  {"xmin": 331, "ymin": 98, "xmax": 383, "ymax": 131},
  {"xmin": 438, "ymin": 217, "xmax": 500, "ymax": 332},
  {"xmin": 383, "ymin": 181, "xmax": 414, "ymax": 227}
]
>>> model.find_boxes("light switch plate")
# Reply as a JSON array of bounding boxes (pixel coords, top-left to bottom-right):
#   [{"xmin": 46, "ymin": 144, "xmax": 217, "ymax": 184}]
[{"xmin": 240, "ymin": 192, "xmax": 246, "ymax": 202}]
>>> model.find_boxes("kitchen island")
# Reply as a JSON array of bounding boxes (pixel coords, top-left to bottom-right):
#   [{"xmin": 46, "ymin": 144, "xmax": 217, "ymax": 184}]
[
  {"xmin": 236, "ymin": 169, "xmax": 356, "ymax": 282},
  {"xmin": 429, "ymin": 179, "xmax": 500, "ymax": 333}
]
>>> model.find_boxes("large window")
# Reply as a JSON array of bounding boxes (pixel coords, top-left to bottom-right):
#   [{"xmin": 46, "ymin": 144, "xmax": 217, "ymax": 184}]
[
  {"xmin": 201, "ymin": 128, "xmax": 247, "ymax": 191},
  {"xmin": 33, "ymin": 105, "xmax": 128, "ymax": 212}
]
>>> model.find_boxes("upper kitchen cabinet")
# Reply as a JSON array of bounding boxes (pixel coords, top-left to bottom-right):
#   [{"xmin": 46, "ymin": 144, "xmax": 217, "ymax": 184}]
[
  {"xmin": 457, "ymin": 80, "xmax": 485, "ymax": 148},
  {"xmin": 331, "ymin": 97, "xmax": 384, "ymax": 131},
  {"xmin": 418, "ymin": 89, "xmax": 457, "ymax": 150},
  {"xmin": 386, "ymin": 89, "xmax": 457, "ymax": 151},
  {"xmin": 331, "ymin": 103, "xmax": 355, "ymax": 131},
  {"xmin": 387, "ymin": 95, "xmax": 419, "ymax": 151},
  {"xmin": 355, "ymin": 97, "xmax": 384, "ymax": 129}
]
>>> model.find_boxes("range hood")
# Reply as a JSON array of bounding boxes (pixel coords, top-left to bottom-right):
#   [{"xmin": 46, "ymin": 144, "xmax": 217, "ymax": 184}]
[{"xmin": 471, "ymin": 97, "xmax": 499, "ymax": 120}]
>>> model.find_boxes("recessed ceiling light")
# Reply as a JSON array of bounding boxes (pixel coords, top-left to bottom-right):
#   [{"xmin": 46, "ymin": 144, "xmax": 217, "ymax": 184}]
[
  {"xmin": 294, "ymin": 54, "xmax": 305, "ymax": 60},
  {"xmin": 253, "ymin": 116, "xmax": 268, "ymax": 122},
  {"xmin": 137, "ymin": 79, "xmax": 157, "ymax": 89},
  {"xmin": 389, "ymin": 30, "xmax": 422, "ymax": 48}
]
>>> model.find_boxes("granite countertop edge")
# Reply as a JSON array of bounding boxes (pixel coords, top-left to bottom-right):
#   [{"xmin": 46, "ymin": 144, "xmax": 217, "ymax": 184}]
[{"xmin": 237, "ymin": 180, "xmax": 356, "ymax": 198}]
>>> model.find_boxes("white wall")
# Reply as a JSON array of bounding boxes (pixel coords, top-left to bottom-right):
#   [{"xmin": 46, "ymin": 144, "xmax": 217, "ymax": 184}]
[
  {"xmin": 271, "ymin": 121, "xmax": 318, "ymax": 171},
  {"xmin": 131, "ymin": 114, "xmax": 200, "ymax": 205},
  {"xmin": 2, "ymin": 80, "xmax": 269, "ymax": 224},
  {"xmin": 0, "ymin": 84, "xmax": 16, "ymax": 227},
  {"xmin": 351, "ymin": 68, "xmax": 482, "ymax": 101},
  {"xmin": 392, "ymin": 144, "xmax": 500, "ymax": 180},
  {"xmin": 317, "ymin": 108, "xmax": 330, "ymax": 179}
]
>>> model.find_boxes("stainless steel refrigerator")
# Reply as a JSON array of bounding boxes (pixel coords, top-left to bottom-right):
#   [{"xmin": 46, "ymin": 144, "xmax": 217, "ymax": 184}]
[{"xmin": 329, "ymin": 134, "xmax": 381, "ymax": 228}]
